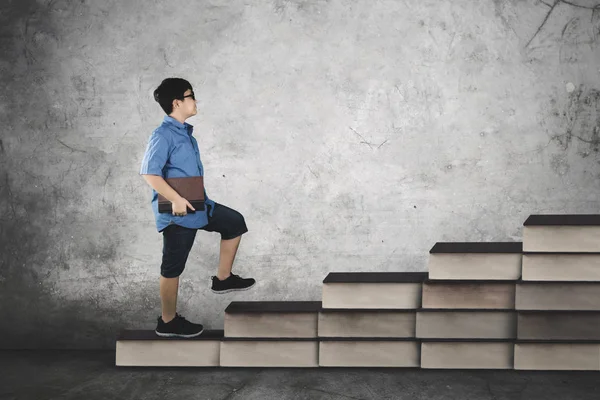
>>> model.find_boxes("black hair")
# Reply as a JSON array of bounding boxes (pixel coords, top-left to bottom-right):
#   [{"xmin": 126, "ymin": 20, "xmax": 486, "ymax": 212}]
[{"xmin": 153, "ymin": 78, "xmax": 193, "ymax": 115}]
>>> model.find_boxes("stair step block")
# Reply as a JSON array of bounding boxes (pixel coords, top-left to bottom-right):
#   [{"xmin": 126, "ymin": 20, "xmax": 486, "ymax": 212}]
[
  {"xmin": 421, "ymin": 342, "xmax": 514, "ymax": 369},
  {"xmin": 514, "ymin": 343, "xmax": 600, "ymax": 370},
  {"xmin": 518, "ymin": 312, "xmax": 600, "ymax": 340},
  {"xmin": 428, "ymin": 254, "xmax": 522, "ymax": 280},
  {"xmin": 220, "ymin": 341, "xmax": 318, "ymax": 367},
  {"xmin": 523, "ymin": 226, "xmax": 600, "ymax": 252},
  {"xmin": 224, "ymin": 313, "xmax": 318, "ymax": 338},
  {"xmin": 422, "ymin": 282, "xmax": 516, "ymax": 309},
  {"xmin": 522, "ymin": 254, "xmax": 600, "ymax": 281},
  {"xmin": 322, "ymin": 283, "xmax": 422, "ymax": 309},
  {"xmin": 416, "ymin": 311, "xmax": 517, "ymax": 339},
  {"xmin": 116, "ymin": 340, "xmax": 221, "ymax": 367},
  {"xmin": 318, "ymin": 311, "xmax": 416, "ymax": 337},
  {"xmin": 517, "ymin": 283, "xmax": 600, "ymax": 310},
  {"xmin": 319, "ymin": 341, "xmax": 420, "ymax": 367}
]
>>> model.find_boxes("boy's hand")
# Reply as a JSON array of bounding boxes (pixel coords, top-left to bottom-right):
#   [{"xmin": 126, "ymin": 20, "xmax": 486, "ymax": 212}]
[{"xmin": 172, "ymin": 196, "xmax": 195, "ymax": 216}]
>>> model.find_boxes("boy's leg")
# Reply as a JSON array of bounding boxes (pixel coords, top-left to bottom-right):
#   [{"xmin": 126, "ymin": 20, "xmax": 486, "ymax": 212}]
[
  {"xmin": 156, "ymin": 224, "xmax": 203, "ymax": 338},
  {"xmin": 216, "ymin": 235, "xmax": 242, "ymax": 281},
  {"xmin": 160, "ymin": 276, "xmax": 179, "ymax": 323},
  {"xmin": 201, "ymin": 203, "xmax": 255, "ymax": 293},
  {"xmin": 159, "ymin": 224, "xmax": 197, "ymax": 320}
]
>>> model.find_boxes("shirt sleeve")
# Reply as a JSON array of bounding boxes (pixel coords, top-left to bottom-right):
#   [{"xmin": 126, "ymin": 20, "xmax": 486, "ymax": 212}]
[{"xmin": 140, "ymin": 132, "xmax": 171, "ymax": 176}]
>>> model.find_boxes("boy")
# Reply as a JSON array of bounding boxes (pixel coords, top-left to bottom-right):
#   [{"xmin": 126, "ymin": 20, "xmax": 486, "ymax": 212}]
[{"xmin": 140, "ymin": 78, "xmax": 255, "ymax": 338}]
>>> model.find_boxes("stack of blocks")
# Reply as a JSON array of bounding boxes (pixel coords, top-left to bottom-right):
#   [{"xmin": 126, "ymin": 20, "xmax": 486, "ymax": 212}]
[
  {"xmin": 516, "ymin": 215, "xmax": 600, "ymax": 370},
  {"xmin": 220, "ymin": 301, "xmax": 321, "ymax": 367},
  {"xmin": 115, "ymin": 214, "xmax": 600, "ymax": 369},
  {"xmin": 420, "ymin": 242, "xmax": 521, "ymax": 369},
  {"xmin": 319, "ymin": 272, "xmax": 426, "ymax": 367}
]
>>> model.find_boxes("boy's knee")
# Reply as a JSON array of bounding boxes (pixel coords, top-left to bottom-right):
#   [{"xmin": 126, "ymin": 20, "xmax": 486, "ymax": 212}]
[{"xmin": 160, "ymin": 265, "xmax": 185, "ymax": 278}]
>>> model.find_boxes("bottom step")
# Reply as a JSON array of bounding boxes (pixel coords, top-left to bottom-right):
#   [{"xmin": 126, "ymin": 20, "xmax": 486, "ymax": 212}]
[
  {"xmin": 116, "ymin": 330, "xmax": 223, "ymax": 367},
  {"xmin": 421, "ymin": 340, "xmax": 514, "ymax": 369},
  {"xmin": 319, "ymin": 338, "xmax": 419, "ymax": 367},
  {"xmin": 220, "ymin": 338, "xmax": 318, "ymax": 367},
  {"xmin": 514, "ymin": 341, "xmax": 600, "ymax": 370}
]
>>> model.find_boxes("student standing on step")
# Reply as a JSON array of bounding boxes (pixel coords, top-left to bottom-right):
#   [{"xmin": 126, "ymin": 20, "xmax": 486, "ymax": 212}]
[{"xmin": 140, "ymin": 78, "xmax": 255, "ymax": 338}]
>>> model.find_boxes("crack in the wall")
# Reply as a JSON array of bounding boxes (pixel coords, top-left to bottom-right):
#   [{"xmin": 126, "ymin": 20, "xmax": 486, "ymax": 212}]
[
  {"xmin": 526, "ymin": 0, "xmax": 561, "ymax": 48},
  {"xmin": 349, "ymin": 127, "xmax": 389, "ymax": 149},
  {"xmin": 56, "ymin": 138, "xmax": 87, "ymax": 153}
]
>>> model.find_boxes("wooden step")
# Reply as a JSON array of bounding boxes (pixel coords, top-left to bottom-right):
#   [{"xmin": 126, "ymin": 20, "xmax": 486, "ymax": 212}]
[
  {"xmin": 220, "ymin": 337, "xmax": 318, "ymax": 367},
  {"xmin": 319, "ymin": 338, "xmax": 420, "ymax": 367},
  {"xmin": 518, "ymin": 311, "xmax": 600, "ymax": 340},
  {"xmin": 416, "ymin": 309, "xmax": 516, "ymax": 339},
  {"xmin": 523, "ymin": 215, "xmax": 600, "ymax": 252},
  {"xmin": 224, "ymin": 301, "xmax": 321, "ymax": 338},
  {"xmin": 322, "ymin": 272, "xmax": 428, "ymax": 309},
  {"xmin": 318, "ymin": 309, "xmax": 416, "ymax": 338},
  {"xmin": 522, "ymin": 253, "xmax": 600, "ymax": 281},
  {"xmin": 516, "ymin": 281, "xmax": 600, "ymax": 310},
  {"xmin": 514, "ymin": 340, "xmax": 600, "ymax": 370},
  {"xmin": 420, "ymin": 339, "xmax": 514, "ymax": 369},
  {"xmin": 115, "ymin": 330, "xmax": 223, "ymax": 367},
  {"xmin": 422, "ymin": 280, "xmax": 516, "ymax": 309},
  {"xmin": 428, "ymin": 242, "xmax": 522, "ymax": 280}
]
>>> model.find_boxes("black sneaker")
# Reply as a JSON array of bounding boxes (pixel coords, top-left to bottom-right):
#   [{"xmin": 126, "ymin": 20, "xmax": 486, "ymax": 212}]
[
  {"xmin": 155, "ymin": 313, "xmax": 204, "ymax": 338},
  {"xmin": 211, "ymin": 273, "xmax": 256, "ymax": 294}
]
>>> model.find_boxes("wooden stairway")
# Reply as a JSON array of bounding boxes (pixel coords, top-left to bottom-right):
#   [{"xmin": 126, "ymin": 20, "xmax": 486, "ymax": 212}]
[{"xmin": 116, "ymin": 214, "xmax": 600, "ymax": 370}]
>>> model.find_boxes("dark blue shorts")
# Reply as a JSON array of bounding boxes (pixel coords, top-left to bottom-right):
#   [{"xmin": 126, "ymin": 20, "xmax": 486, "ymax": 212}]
[{"xmin": 160, "ymin": 203, "xmax": 248, "ymax": 278}]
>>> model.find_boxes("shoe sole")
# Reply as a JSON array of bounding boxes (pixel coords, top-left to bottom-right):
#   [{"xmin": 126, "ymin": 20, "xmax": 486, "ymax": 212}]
[
  {"xmin": 154, "ymin": 328, "xmax": 204, "ymax": 338},
  {"xmin": 210, "ymin": 282, "xmax": 256, "ymax": 294}
]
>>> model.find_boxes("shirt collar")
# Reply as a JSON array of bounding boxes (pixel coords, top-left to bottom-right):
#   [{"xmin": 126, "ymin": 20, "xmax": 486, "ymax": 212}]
[{"xmin": 163, "ymin": 115, "xmax": 194, "ymax": 135}]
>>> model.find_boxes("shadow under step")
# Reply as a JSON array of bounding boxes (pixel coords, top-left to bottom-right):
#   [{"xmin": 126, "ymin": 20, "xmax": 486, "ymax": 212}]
[
  {"xmin": 516, "ymin": 281, "xmax": 600, "ymax": 310},
  {"xmin": 319, "ymin": 308, "xmax": 416, "ymax": 338},
  {"xmin": 422, "ymin": 280, "xmax": 517, "ymax": 309},
  {"xmin": 416, "ymin": 309, "xmax": 516, "ymax": 339},
  {"xmin": 518, "ymin": 310, "xmax": 600, "ymax": 340}
]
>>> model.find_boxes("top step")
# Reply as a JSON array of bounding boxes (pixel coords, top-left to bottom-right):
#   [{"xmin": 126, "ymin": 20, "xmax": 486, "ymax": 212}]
[
  {"xmin": 430, "ymin": 242, "xmax": 522, "ymax": 253},
  {"xmin": 524, "ymin": 215, "xmax": 600, "ymax": 226},
  {"xmin": 323, "ymin": 272, "xmax": 428, "ymax": 284}
]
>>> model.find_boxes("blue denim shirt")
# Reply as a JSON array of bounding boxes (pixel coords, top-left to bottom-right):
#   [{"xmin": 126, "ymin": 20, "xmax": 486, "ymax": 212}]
[{"xmin": 140, "ymin": 115, "xmax": 216, "ymax": 232}]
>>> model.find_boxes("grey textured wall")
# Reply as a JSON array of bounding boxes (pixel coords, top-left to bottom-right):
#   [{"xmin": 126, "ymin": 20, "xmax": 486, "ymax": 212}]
[{"xmin": 1, "ymin": 0, "xmax": 599, "ymax": 349}]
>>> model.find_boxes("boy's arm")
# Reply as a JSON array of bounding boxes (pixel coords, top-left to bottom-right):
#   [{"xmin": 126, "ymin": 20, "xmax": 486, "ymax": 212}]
[
  {"xmin": 139, "ymin": 132, "xmax": 182, "ymax": 202},
  {"xmin": 142, "ymin": 175, "xmax": 182, "ymax": 203}
]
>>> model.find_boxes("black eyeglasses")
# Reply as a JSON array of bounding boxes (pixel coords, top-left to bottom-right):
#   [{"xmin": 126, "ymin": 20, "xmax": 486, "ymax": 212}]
[{"xmin": 180, "ymin": 92, "xmax": 195, "ymax": 101}]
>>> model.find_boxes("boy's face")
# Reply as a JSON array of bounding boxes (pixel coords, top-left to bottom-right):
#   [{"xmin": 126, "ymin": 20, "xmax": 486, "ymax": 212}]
[{"xmin": 173, "ymin": 89, "xmax": 197, "ymax": 118}]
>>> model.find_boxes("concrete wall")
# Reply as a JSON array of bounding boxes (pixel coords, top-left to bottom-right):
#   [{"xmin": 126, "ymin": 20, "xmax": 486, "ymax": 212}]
[{"xmin": 1, "ymin": 0, "xmax": 598, "ymax": 349}]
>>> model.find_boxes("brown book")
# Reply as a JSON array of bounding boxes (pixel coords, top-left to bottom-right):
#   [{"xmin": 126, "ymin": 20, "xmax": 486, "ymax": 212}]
[{"xmin": 158, "ymin": 176, "xmax": 205, "ymax": 213}]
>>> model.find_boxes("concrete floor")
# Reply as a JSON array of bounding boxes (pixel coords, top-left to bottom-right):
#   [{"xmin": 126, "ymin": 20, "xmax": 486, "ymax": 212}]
[{"xmin": 1, "ymin": 351, "xmax": 600, "ymax": 400}]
